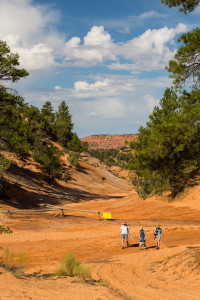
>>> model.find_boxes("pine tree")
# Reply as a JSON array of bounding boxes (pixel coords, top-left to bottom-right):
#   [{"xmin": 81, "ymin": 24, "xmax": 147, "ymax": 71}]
[
  {"xmin": 68, "ymin": 133, "xmax": 88, "ymax": 152},
  {"xmin": 0, "ymin": 40, "xmax": 28, "ymax": 82},
  {"xmin": 166, "ymin": 28, "xmax": 200, "ymax": 88},
  {"xmin": 161, "ymin": 0, "xmax": 200, "ymax": 13},
  {"xmin": 32, "ymin": 140, "xmax": 63, "ymax": 184},
  {"xmin": 131, "ymin": 88, "xmax": 200, "ymax": 198},
  {"xmin": 53, "ymin": 101, "xmax": 73, "ymax": 147},
  {"xmin": 40, "ymin": 101, "xmax": 55, "ymax": 138}
]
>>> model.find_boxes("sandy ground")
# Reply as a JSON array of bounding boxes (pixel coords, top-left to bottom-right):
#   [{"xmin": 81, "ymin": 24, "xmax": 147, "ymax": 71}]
[{"xmin": 0, "ymin": 154, "xmax": 200, "ymax": 299}]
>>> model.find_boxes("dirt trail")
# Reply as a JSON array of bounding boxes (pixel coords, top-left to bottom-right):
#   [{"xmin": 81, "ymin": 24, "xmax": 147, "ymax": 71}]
[{"xmin": 0, "ymin": 154, "xmax": 200, "ymax": 299}]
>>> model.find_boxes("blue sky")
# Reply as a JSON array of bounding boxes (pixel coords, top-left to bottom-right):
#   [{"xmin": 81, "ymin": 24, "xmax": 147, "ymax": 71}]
[{"xmin": 1, "ymin": 0, "xmax": 199, "ymax": 137}]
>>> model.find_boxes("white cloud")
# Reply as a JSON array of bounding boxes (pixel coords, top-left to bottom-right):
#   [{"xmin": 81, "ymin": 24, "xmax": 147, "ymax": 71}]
[
  {"xmin": 117, "ymin": 27, "xmax": 131, "ymax": 34},
  {"xmin": 109, "ymin": 24, "xmax": 188, "ymax": 71},
  {"xmin": 74, "ymin": 79, "xmax": 110, "ymax": 91},
  {"xmin": 144, "ymin": 94, "xmax": 160, "ymax": 109},
  {"xmin": 0, "ymin": 0, "xmax": 63, "ymax": 70},
  {"xmin": 19, "ymin": 72, "xmax": 172, "ymax": 136},
  {"xmin": 63, "ymin": 23, "xmax": 187, "ymax": 71},
  {"xmin": 0, "ymin": 0, "xmax": 188, "ymax": 73},
  {"xmin": 139, "ymin": 11, "xmax": 167, "ymax": 19},
  {"xmin": 16, "ymin": 43, "xmax": 55, "ymax": 69},
  {"xmin": 64, "ymin": 26, "xmax": 116, "ymax": 65},
  {"xmin": 54, "ymin": 86, "xmax": 62, "ymax": 90}
]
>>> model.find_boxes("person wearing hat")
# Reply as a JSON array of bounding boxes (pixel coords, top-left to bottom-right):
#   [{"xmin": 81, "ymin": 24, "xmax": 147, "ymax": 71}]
[
  {"xmin": 139, "ymin": 227, "xmax": 146, "ymax": 250},
  {"xmin": 154, "ymin": 224, "xmax": 162, "ymax": 250},
  {"xmin": 120, "ymin": 221, "xmax": 130, "ymax": 249}
]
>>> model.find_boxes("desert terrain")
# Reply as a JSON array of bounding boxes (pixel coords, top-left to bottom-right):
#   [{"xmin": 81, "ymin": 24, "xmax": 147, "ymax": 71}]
[
  {"xmin": 0, "ymin": 152, "xmax": 200, "ymax": 300},
  {"xmin": 80, "ymin": 134, "xmax": 138, "ymax": 149}
]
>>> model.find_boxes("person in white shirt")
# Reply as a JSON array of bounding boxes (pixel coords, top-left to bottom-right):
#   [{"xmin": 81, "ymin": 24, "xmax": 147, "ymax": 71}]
[{"xmin": 120, "ymin": 221, "xmax": 130, "ymax": 249}]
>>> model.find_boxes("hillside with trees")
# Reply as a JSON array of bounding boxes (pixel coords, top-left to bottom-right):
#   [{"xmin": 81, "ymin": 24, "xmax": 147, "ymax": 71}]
[{"xmin": 0, "ymin": 41, "xmax": 88, "ymax": 194}]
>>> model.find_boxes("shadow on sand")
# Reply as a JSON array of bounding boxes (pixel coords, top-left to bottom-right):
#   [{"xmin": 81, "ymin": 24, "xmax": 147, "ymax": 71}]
[{"xmin": 1, "ymin": 163, "xmax": 125, "ymax": 209}]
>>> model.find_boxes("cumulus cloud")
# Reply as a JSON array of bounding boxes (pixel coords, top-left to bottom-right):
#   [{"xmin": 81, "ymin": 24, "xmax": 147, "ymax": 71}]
[
  {"xmin": 0, "ymin": 0, "xmax": 188, "ymax": 73},
  {"xmin": 64, "ymin": 26, "xmax": 116, "ymax": 65},
  {"xmin": 63, "ymin": 23, "xmax": 187, "ymax": 71},
  {"xmin": 0, "ymin": 0, "xmax": 189, "ymax": 136},
  {"xmin": 108, "ymin": 24, "xmax": 188, "ymax": 71},
  {"xmin": 0, "ymin": 0, "xmax": 63, "ymax": 70}
]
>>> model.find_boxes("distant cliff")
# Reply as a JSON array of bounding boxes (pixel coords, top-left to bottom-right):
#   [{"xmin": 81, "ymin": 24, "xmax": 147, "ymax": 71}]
[{"xmin": 80, "ymin": 134, "xmax": 138, "ymax": 149}]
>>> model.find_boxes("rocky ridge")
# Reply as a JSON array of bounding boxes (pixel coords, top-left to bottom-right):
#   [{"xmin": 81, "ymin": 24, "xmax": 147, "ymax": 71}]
[{"xmin": 80, "ymin": 134, "xmax": 138, "ymax": 149}]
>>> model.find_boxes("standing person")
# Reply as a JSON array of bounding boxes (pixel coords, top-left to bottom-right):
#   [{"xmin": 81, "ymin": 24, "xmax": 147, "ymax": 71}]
[
  {"xmin": 120, "ymin": 221, "xmax": 130, "ymax": 249},
  {"xmin": 139, "ymin": 227, "xmax": 146, "ymax": 250},
  {"xmin": 154, "ymin": 224, "xmax": 162, "ymax": 250}
]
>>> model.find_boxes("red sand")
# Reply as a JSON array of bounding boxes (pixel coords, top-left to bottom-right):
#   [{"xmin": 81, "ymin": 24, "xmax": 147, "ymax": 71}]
[{"xmin": 0, "ymin": 153, "xmax": 200, "ymax": 299}]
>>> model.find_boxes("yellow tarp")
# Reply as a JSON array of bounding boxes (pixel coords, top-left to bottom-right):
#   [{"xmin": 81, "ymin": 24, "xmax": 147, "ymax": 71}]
[{"xmin": 102, "ymin": 212, "xmax": 112, "ymax": 219}]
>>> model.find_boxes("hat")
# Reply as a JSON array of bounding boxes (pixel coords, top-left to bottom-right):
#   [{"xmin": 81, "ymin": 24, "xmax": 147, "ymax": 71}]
[
  {"xmin": 140, "ymin": 226, "xmax": 143, "ymax": 230},
  {"xmin": 156, "ymin": 224, "xmax": 160, "ymax": 228},
  {"xmin": 122, "ymin": 221, "xmax": 126, "ymax": 224}
]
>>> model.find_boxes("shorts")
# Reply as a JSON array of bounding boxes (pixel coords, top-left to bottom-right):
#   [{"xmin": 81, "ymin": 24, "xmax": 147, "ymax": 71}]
[
  {"xmin": 121, "ymin": 234, "xmax": 128, "ymax": 240},
  {"xmin": 156, "ymin": 236, "xmax": 161, "ymax": 242}
]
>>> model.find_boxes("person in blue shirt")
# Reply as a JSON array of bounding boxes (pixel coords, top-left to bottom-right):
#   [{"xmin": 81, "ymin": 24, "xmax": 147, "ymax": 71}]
[
  {"xmin": 139, "ymin": 227, "xmax": 146, "ymax": 250},
  {"xmin": 154, "ymin": 224, "xmax": 162, "ymax": 250}
]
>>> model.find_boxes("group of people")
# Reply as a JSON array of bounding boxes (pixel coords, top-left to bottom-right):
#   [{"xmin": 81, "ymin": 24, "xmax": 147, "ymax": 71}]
[{"xmin": 120, "ymin": 221, "xmax": 162, "ymax": 250}]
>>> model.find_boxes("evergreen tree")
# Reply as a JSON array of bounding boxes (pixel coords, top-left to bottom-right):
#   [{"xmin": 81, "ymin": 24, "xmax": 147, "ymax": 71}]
[
  {"xmin": 53, "ymin": 101, "xmax": 73, "ymax": 147},
  {"xmin": 161, "ymin": 0, "xmax": 200, "ymax": 13},
  {"xmin": 0, "ymin": 40, "xmax": 28, "ymax": 82},
  {"xmin": 68, "ymin": 133, "xmax": 88, "ymax": 152},
  {"xmin": 40, "ymin": 101, "xmax": 55, "ymax": 138},
  {"xmin": 131, "ymin": 88, "xmax": 200, "ymax": 198},
  {"xmin": 0, "ymin": 90, "xmax": 32, "ymax": 158},
  {"xmin": 22, "ymin": 104, "xmax": 42, "ymax": 135},
  {"xmin": 166, "ymin": 28, "xmax": 200, "ymax": 88},
  {"xmin": 32, "ymin": 140, "xmax": 63, "ymax": 184}
]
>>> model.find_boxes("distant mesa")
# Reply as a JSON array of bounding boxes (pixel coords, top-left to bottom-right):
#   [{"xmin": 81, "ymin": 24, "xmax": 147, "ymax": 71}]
[{"xmin": 80, "ymin": 134, "xmax": 138, "ymax": 149}]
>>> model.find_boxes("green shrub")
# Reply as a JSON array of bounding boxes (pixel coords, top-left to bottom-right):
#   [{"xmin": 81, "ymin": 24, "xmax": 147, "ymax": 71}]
[
  {"xmin": 67, "ymin": 152, "xmax": 80, "ymax": 168},
  {"xmin": 55, "ymin": 252, "xmax": 91, "ymax": 281},
  {"xmin": 55, "ymin": 252, "xmax": 81, "ymax": 276},
  {"xmin": 0, "ymin": 225, "xmax": 12, "ymax": 235},
  {"xmin": 74, "ymin": 264, "xmax": 91, "ymax": 281},
  {"xmin": 4, "ymin": 248, "xmax": 14, "ymax": 271}
]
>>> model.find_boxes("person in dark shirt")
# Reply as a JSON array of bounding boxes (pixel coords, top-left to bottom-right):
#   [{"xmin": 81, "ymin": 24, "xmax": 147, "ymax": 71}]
[
  {"xmin": 154, "ymin": 224, "xmax": 162, "ymax": 250},
  {"xmin": 139, "ymin": 227, "xmax": 146, "ymax": 250}
]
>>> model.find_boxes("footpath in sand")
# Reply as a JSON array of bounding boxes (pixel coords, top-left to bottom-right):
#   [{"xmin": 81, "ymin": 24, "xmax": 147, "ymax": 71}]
[{"xmin": 0, "ymin": 154, "xmax": 200, "ymax": 299}]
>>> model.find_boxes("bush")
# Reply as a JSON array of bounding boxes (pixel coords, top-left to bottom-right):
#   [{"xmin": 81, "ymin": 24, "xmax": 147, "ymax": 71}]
[
  {"xmin": 74, "ymin": 264, "xmax": 91, "ymax": 281},
  {"xmin": 55, "ymin": 252, "xmax": 91, "ymax": 280},
  {"xmin": 67, "ymin": 152, "xmax": 80, "ymax": 168},
  {"xmin": 55, "ymin": 252, "xmax": 80, "ymax": 276}
]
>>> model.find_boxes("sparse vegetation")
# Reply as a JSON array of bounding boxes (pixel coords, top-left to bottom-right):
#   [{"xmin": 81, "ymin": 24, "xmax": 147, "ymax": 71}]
[
  {"xmin": 1, "ymin": 247, "xmax": 27, "ymax": 278},
  {"xmin": 99, "ymin": 278, "xmax": 110, "ymax": 287},
  {"xmin": 0, "ymin": 225, "xmax": 12, "ymax": 235},
  {"xmin": 89, "ymin": 148, "xmax": 134, "ymax": 169},
  {"xmin": 67, "ymin": 152, "xmax": 80, "ymax": 168},
  {"xmin": 55, "ymin": 252, "xmax": 91, "ymax": 281},
  {"xmin": 4, "ymin": 247, "xmax": 14, "ymax": 271}
]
